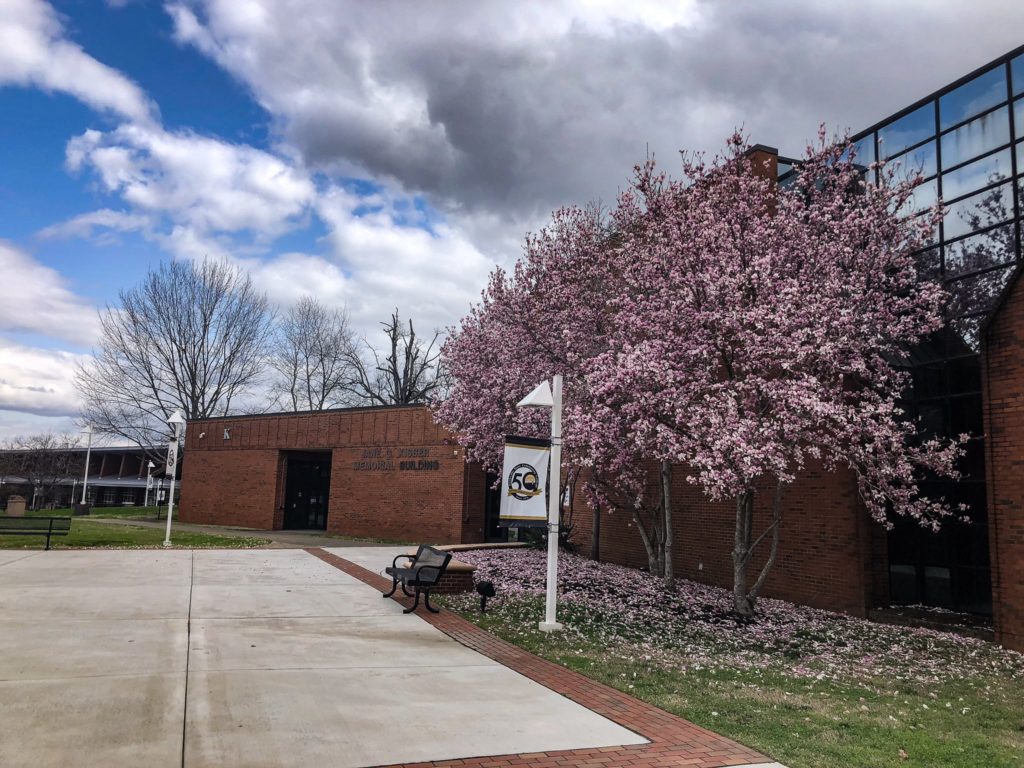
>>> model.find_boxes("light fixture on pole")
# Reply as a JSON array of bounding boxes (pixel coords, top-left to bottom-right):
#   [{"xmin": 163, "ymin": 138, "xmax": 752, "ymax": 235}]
[
  {"xmin": 163, "ymin": 411, "xmax": 185, "ymax": 548},
  {"xmin": 516, "ymin": 374, "xmax": 563, "ymax": 633},
  {"xmin": 144, "ymin": 461, "xmax": 155, "ymax": 508},
  {"xmin": 80, "ymin": 425, "xmax": 93, "ymax": 505}
]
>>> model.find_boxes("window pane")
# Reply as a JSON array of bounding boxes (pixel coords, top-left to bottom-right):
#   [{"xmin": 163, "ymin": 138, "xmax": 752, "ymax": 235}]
[
  {"xmin": 879, "ymin": 103, "xmax": 934, "ymax": 159},
  {"xmin": 949, "ymin": 315, "xmax": 983, "ymax": 354},
  {"xmin": 948, "ymin": 357, "xmax": 982, "ymax": 395},
  {"xmin": 853, "ymin": 134, "xmax": 875, "ymax": 168},
  {"xmin": 886, "ymin": 140, "xmax": 937, "ymax": 183},
  {"xmin": 917, "ymin": 245, "xmax": 942, "ymax": 279},
  {"xmin": 944, "ymin": 224, "xmax": 1016, "ymax": 277},
  {"xmin": 947, "ymin": 265, "xmax": 1015, "ymax": 316},
  {"xmin": 940, "ymin": 66, "xmax": 1007, "ymax": 129},
  {"xmin": 941, "ymin": 106, "xmax": 1010, "ymax": 168},
  {"xmin": 943, "ymin": 181, "xmax": 1012, "ymax": 239},
  {"xmin": 1013, "ymin": 53, "xmax": 1023, "ymax": 96},
  {"xmin": 1016, "ymin": 97, "xmax": 1024, "ymax": 140},
  {"xmin": 908, "ymin": 178, "xmax": 939, "ymax": 214},
  {"xmin": 942, "ymin": 148, "xmax": 1012, "ymax": 200}
]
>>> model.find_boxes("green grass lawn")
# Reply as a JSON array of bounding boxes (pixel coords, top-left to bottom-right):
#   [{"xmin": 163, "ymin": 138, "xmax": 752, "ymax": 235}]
[
  {"xmin": 25, "ymin": 505, "xmax": 165, "ymax": 520},
  {"xmin": 0, "ymin": 519, "xmax": 269, "ymax": 549},
  {"xmin": 445, "ymin": 550, "xmax": 1024, "ymax": 768}
]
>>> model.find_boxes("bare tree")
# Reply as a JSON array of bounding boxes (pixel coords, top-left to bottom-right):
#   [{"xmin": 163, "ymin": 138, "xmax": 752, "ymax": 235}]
[
  {"xmin": 75, "ymin": 258, "xmax": 273, "ymax": 450},
  {"xmin": 0, "ymin": 434, "xmax": 82, "ymax": 508},
  {"xmin": 269, "ymin": 296, "xmax": 358, "ymax": 411},
  {"xmin": 347, "ymin": 310, "xmax": 444, "ymax": 405}
]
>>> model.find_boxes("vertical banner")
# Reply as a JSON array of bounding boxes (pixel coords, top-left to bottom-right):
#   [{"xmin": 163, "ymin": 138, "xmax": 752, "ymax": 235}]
[
  {"xmin": 499, "ymin": 435, "xmax": 550, "ymax": 528},
  {"xmin": 165, "ymin": 438, "xmax": 179, "ymax": 478}
]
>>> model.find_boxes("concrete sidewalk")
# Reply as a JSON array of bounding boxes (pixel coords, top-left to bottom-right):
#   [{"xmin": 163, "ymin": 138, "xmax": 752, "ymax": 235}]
[{"xmin": 0, "ymin": 547, "xmax": 646, "ymax": 767}]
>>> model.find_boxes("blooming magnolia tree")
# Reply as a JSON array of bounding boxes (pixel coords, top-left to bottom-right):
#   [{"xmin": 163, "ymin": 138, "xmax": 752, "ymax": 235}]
[
  {"xmin": 586, "ymin": 131, "xmax": 965, "ymax": 616},
  {"xmin": 435, "ymin": 205, "xmax": 677, "ymax": 580},
  {"xmin": 440, "ymin": 130, "xmax": 965, "ymax": 616}
]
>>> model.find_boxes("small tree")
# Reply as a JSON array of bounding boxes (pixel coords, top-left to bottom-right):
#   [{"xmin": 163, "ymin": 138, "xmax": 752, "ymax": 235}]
[
  {"xmin": 76, "ymin": 258, "xmax": 273, "ymax": 450},
  {"xmin": 270, "ymin": 296, "xmax": 357, "ymax": 411},
  {"xmin": 588, "ymin": 131, "xmax": 965, "ymax": 616},
  {"xmin": 348, "ymin": 310, "xmax": 444, "ymax": 405}
]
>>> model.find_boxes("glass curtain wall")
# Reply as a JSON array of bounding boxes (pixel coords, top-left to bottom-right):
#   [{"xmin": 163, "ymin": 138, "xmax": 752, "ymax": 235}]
[{"xmin": 780, "ymin": 49, "xmax": 1024, "ymax": 614}]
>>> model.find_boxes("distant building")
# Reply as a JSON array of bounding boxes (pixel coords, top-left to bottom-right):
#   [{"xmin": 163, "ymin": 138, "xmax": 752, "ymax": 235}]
[{"xmin": 0, "ymin": 445, "xmax": 179, "ymax": 509}]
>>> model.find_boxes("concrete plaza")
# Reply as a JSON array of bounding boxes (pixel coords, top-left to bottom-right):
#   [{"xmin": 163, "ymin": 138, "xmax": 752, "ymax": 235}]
[{"xmin": 0, "ymin": 546, "xmax": 648, "ymax": 768}]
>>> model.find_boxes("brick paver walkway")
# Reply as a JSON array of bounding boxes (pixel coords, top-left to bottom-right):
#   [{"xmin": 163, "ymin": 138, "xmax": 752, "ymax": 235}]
[{"xmin": 308, "ymin": 548, "xmax": 773, "ymax": 768}]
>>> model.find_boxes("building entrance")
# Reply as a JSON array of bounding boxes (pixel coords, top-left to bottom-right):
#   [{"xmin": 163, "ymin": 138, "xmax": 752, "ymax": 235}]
[
  {"xmin": 282, "ymin": 453, "xmax": 332, "ymax": 530},
  {"xmin": 483, "ymin": 472, "xmax": 506, "ymax": 542}
]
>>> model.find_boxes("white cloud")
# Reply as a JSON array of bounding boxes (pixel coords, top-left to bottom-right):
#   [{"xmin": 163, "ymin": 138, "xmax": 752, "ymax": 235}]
[
  {"xmin": 66, "ymin": 124, "xmax": 316, "ymax": 238},
  {"xmin": 37, "ymin": 209, "xmax": 154, "ymax": 241},
  {"xmin": 0, "ymin": 0, "xmax": 154, "ymax": 122},
  {"xmin": 0, "ymin": 241, "xmax": 100, "ymax": 347},
  {"xmin": 0, "ymin": 410, "xmax": 80, "ymax": 441},
  {"xmin": 0, "ymin": 339, "xmax": 85, "ymax": 419}
]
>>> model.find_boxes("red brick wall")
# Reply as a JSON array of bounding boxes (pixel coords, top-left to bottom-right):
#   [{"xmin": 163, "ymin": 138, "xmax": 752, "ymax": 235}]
[
  {"xmin": 179, "ymin": 449, "xmax": 280, "ymax": 529},
  {"xmin": 983, "ymin": 269, "xmax": 1024, "ymax": 651},
  {"xmin": 570, "ymin": 459, "xmax": 872, "ymax": 617},
  {"xmin": 179, "ymin": 406, "xmax": 486, "ymax": 545}
]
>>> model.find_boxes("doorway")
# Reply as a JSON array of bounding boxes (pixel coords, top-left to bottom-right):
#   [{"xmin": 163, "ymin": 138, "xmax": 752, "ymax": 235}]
[
  {"xmin": 483, "ymin": 471, "xmax": 506, "ymax": 542},
  {"xmin": 282, "ymin": 452, "xmax": 332, "ymax": 530}
]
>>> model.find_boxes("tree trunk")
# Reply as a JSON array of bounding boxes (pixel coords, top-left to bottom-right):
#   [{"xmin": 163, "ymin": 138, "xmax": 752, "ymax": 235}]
[
  {"xmin": 661, "ymin": 460, "xmax": 675, "ymax": 589},
  {"xmin": 732, "ymin": 491, "xmax": 755, "ymax": 617},
  {"xmin": 632, "ymin": 505, "xmax": 664, "ymax": 577},
  {"xmin": 732, "ymin": 483, "xmax": 784, "ymax": 617},
  {"xmin": 590, "ymin": 500, "xmax": 601, "ymax": 562},
  {"xmin": 748, "ymin": 481, "xmax": 783, "ymax": 605}
]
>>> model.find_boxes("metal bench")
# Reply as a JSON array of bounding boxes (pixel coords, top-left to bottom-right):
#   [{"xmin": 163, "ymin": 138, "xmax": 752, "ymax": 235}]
[
  {"xmin": 383, "ymin": 544, "xmax": 453, "ymax": 614},
  {"xmin": 0, "ymin": 516, "xmax": 72, "ymax": 550}
]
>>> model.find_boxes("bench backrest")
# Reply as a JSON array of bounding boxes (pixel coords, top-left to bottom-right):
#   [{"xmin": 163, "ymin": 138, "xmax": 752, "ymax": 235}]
[
  {"xmin": 0, "ymin": 516, "xmax": 72, "ymax": 533},
  {"xmin": 412, "ymin": 545, "xmax": 452, "ymax": 584}
]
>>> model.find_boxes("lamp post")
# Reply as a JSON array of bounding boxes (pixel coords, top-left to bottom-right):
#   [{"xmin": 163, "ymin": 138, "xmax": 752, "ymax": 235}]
[
  {"xmin": 80, "ymin": 425, "xmax": 93, "ymax": 505},
  {"xmin": 516, "ymin": 374, "xmax": 563, "ymax": 633},
  {"xmin": 144, "ymin": 461, "xmax": 155, "ymax": 508},
  {"xmin": 163, "ymin": 411, "xmax": 185, "ymax": 548}
]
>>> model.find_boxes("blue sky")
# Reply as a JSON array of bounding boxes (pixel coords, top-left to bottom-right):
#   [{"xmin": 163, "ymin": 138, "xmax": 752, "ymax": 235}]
[{"xmin": 2, "ymin": 0, "xmax": 1023, "ymax": 440}]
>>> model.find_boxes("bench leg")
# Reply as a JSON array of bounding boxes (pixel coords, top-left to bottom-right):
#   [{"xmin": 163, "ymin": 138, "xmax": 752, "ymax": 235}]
[
  {"xmin": 401, "ymin": 583, "xmax": 415, "ymax": 598},
  {"xmin": 382, "ymin": 575, "xmax": 399, "ymax": 598},
  {"xmin": 45, "ymin": 533, "xmax": 51, "ymax": 551},
  {"xmin": 403, "ymin": 589, "xmax": 422, "ymax": 614},
  {"xmin": 423, "ymin": 589, "xmax": 440, "ymax": 614}
]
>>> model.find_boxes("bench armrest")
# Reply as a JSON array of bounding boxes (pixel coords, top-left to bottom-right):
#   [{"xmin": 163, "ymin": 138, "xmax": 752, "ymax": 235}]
[{"xmin": 392, "ymin": 553, "xmax": 415, "ymax": 569}]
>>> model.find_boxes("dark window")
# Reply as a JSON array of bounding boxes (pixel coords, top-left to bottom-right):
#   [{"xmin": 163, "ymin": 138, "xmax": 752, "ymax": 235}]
[
  {"xmin": 948, "ymin": 266, "xmax": 1015, "ymax": 316},
  {"xmin": 939, "ymin": 66, "xmax": 1007, "ymax": 129},
  {"xmin": 941, "ymin": 147, "xmax": 1011, "ymax": 200},
  {"xmin": 879, "ymin": 103, "xmax": 934, "ymax": 159},
  {"xmin": 941, "ymin": 106, "xmax": 1010, "ymax": 168},
  {"xmin": 1015, "ymin": 98, "xmax": 1024, "ymax": 139},
  {"xmin": 1013, "ymin": 53, "xmax": 1023, "ymax": 96},
  {"xmin": 949, "ymin": 315, "xmax": 983, "ymax": 354}
]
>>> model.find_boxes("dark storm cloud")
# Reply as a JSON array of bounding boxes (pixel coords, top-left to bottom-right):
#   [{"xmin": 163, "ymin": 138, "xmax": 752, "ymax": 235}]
[{"xmin": 169, "ymin": 1, "xmax": 1024, "ymax": 219}]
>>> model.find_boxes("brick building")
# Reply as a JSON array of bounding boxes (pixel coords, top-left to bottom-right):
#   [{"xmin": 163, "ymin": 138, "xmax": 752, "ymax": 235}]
[
  {"xmin": 179, "ymin": 45, "xmax": 1024, "ymax": 651},
  {"xmin": 178, "ymin": 405, "xmax": 496, "ymax": 545}
]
